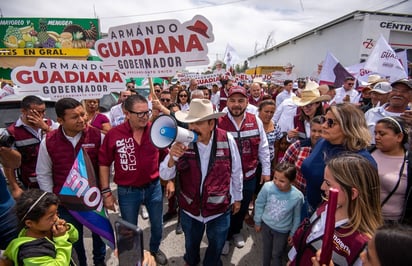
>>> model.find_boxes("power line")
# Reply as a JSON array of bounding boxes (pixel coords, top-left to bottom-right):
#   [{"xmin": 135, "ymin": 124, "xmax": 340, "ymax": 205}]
[{"xmin": 100, "ymin": 0, "xmax": 247, "ymax": 19}]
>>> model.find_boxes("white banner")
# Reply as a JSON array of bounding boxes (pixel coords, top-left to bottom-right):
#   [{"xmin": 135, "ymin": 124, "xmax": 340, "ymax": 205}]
[
  {"xmin": 95, "ymin": 15, "xmax": 214, "ymax": 78},
  {"xmin": 364, "ymin": 35, "xmax": 407, "ymax": 82}
]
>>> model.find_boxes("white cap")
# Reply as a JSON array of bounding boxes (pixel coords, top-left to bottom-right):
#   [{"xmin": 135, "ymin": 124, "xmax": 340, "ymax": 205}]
[{"xmin": 371, "ymin": 82, "xmax": 392, "ymax": 94}]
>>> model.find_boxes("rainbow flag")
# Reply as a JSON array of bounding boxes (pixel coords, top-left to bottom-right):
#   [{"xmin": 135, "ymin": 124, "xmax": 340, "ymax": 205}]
[{"xmin": 59, "ymin": 148, "xmax": 115, "ymax": 249}]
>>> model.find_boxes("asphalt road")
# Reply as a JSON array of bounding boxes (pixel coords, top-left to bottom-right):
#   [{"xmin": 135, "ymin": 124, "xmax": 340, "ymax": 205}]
[{"xmin": 84, "ymin": 194, "xmax": 264, "ymax": 266}]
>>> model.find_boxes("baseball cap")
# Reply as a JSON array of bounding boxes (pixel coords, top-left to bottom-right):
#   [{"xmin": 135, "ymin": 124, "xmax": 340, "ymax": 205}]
[
  {"xmin": 228, "ymin": 86, "xmax": 247, "ymax": 97},
  {"xmin": 371, "ymin": 82, "xmax": 392, "ymax": 94},
  {"xmin": 391, "ymin": 79, "xmax": 412, "ymax": 90}
]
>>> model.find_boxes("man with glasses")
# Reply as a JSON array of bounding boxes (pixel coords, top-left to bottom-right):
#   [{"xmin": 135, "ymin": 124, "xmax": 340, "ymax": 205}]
[
  {"xmin": 334, "ymin": 76, "xmax": 360, "ymax": 104},
  {"xmin": 5, "ymin": 95, "xmax": 58, "ymax": 198},
  {"xmin": 99, "ymin": 94, "xmax": 168, "ymax": 265}
]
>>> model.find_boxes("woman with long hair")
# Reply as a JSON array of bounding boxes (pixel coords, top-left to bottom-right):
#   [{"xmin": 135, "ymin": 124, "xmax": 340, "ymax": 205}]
[
  {"xmin": 301, "ymin": 103, "xmax": 376, "ymax": 213},
  {"xmin": 289, "ymin": 154, "xmax": 383, "ymax": 265}
]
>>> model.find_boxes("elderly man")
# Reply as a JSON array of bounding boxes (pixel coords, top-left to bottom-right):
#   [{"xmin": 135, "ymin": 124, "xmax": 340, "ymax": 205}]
[
  {"xmin": 365, "ymin": 79, "xmax": 411, "ymax": 144},
  {"xmin": 160, "ymin": 99, "xmax": 242, "ymax": 266},
  {"xmin": 218, "ymin": 86, "xmax": 271, "ymax": 254},
  {"xmin": 248, "ymin": 82, "xmax": 264, "ymax": 106}
]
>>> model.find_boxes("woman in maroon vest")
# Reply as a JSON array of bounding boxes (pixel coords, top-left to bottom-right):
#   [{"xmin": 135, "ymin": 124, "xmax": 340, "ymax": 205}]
[{"xmin": 288, "ymin": 154, "xmax": 383, "ymax": 266}]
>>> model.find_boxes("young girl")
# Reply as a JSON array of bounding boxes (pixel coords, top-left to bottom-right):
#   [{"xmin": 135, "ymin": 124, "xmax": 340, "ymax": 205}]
[
  {"xmin": 3, "ymin": 189, "xmax": 79, "ymax": 265},
  {"xmin": 254, "ymin": 162, "xmax": 304, "ymax": 266}
]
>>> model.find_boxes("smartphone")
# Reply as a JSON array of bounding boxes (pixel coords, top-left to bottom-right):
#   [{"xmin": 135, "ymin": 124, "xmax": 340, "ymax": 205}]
[{"xmin": 115, "ymin": 219, "xmax": 144, "ymax": 266}]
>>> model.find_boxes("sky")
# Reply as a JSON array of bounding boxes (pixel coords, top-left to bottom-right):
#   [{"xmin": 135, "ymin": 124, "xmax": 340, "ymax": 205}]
[{"xmin": 1, "ymin": 0, "xmax": 411, "ymax": 72}]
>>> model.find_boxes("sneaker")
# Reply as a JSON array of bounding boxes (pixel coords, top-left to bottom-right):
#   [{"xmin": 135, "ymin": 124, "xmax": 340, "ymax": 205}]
[
  {"xmin": 221, "ymin": 241, "xmax": 230, "ymax": 255},
  {"xmin": 163, "ymin": 211, "xmax": 177, "ymax": 222},
  {"xmin": 141, "ymin": 205, "xmax": 149, "ymax": 220},
  {"xmin": 175, "ymin": 221, "xmax": 183, "ymax": 234},
  {"xmin": 233, "ymin": 233, "xmax": 245, "ymax": 248},
  {"xmin": 151, "ymin": 249, "xmax": 168, "ymax": 265}
]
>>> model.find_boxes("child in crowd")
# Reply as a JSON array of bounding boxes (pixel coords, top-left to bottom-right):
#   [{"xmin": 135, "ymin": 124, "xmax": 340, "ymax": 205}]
[
  {"xmin": 2, "ymin": 189, "xmax": 78, "ymax": 265},
  {"xmin": 254, "ymin": 162, "xmax": 304, "ymax": 266}
]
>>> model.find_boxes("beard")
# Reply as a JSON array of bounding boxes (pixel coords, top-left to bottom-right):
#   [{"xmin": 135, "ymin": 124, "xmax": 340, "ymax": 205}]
[{"xmin": 228, "ymin": 106, "xmax": 246, "ymax": 118}]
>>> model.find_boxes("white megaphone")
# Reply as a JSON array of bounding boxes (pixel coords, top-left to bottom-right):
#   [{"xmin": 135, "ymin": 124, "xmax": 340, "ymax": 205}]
[{"xmin": 150, "ymin": 115, "xmax": 198, "ymax": 149}]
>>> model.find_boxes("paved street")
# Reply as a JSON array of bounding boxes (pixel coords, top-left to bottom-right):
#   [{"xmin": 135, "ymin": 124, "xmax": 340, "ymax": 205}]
[{"xmin": 84, "ymin": 194, "xmax": 263, "ymax": 266}]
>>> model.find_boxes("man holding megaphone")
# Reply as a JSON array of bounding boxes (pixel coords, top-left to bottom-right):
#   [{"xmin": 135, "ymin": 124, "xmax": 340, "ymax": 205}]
[{"xmin": 159, "ymin": 99, "xmax": 243, "ymax": 266}]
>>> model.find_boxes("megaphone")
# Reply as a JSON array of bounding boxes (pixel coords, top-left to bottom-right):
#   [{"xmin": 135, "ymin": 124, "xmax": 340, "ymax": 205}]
[{"xmin": 150, "ymin": 115, "xmax": 198, "ymax": 149}]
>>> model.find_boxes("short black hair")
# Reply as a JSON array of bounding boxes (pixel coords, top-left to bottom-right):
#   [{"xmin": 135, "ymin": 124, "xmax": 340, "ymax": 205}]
[
  {"xmin": 124, "ymin": 94, "xmax": 148, "ymax": 111},
  {"xmin": 55, "ymin": 98, "xmax": 82, "ymax": 118},
  {"xmin": 284, "ymin": 80, "xmax": 293, "ymax": 86},
  {"xmin": 21, "ymin": 95, "xmax": 44, "ymax": 109}
]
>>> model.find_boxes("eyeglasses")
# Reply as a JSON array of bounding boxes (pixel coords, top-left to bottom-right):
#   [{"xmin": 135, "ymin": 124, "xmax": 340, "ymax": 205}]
[
  {"xmin": 128, "ymin": 109, "xmax": 152, "ymax": 118},
  {"xmin": 160, "ymin": 98, "xmax": 171, "ymax": 102},
  {"xmin": 320, "ymin": 116, "xmax": 338, "ymax": 128},
  {"xmin": 179, "ymin": 95, "xmax": 188, "ymax": 98},
  {"xmin": 127, "ymin": 85, "xmax": 135, "ymax": 89}
]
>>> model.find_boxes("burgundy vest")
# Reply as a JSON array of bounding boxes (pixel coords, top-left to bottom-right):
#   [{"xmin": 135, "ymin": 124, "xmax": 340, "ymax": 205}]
[
  {"xmin": 7, "ymin": 119, "xmax": 51, "ymax": 187},
  {"xmin": 219, "ymin": 113, "xmax": 260, "ymax": 181},
  {"xmin": 177, "ymin": 128, "xmax": 232, "ymax": 217},
  {"xmin": 290, "ymin": 203, "xmax": 369, "ymax": 266},
  {"xmin": 219, "ymin": 88, "xmax": 229, "ymax": 111},
  {"xmin": 46, "ymin": 125, "xmax": 101, "ymax": 194}
]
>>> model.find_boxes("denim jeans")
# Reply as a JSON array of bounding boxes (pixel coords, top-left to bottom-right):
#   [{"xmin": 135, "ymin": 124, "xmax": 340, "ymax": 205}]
[
  {"xmin": 180, "ymin": 209, "xmax": 230, "ymax": 266},
  {"xmin": 0, "ymin": 205, "xmax": 18, "ymax": 250},
  {"xmin": 117, "ymin": 178, "xmax": 163, "ymax": 252},
  {"xmin": 261, "ymin": 222, "xmax": 288, "ymax": 266},
  {"xmin": 58, "ymin": 206, "xmax": 106, "ymax": 266},
  {"xmin": 228, "ymin": 177, "xmax": 256, "ymax": 238}
]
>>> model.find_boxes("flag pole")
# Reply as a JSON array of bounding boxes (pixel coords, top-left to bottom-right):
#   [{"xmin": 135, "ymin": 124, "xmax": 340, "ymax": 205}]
[{"xmin": 149, "ymin": 77, "xmax": 158, "ymax": 100}]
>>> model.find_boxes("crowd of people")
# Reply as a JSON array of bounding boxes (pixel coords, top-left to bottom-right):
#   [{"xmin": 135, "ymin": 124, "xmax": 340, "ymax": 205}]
[{"xmin": 0, "ymin": 66, "xmax": 412, "ymax": 266}]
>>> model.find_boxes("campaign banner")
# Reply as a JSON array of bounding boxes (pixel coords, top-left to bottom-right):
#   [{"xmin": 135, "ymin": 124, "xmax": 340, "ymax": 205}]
[
  {"xmin": 60, "ymin": 148, "xmax": 115, "ymax": 249},
  {"xmin": 0, "ymin": 17, "xmax": 99, "ymax": 55},
  {"xmin": 318, "ymin": 52, "xmax": 353, "ymax": 87},
  {"xmin": 173, "ymin": 72, "xmax": 272, "ymax": 87},
  {"xmin": 11, "ymin": 58, "xmax": 126, "ymax": 100},
  {"xmin": 95, "ymin": 15, "xmax": 214, "ymax": 78}
]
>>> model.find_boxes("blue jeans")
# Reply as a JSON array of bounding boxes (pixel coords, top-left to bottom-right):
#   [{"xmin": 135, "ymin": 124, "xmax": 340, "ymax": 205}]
[
  {"xmin": 117, "ymin": 178, "xmax": 163, "ymax": 252},
  {"xmin": 180, "ymin": 210, "xmax": 230, "ymax": 266},
  {"xmin": 228, "ymin": 177, "xmax": 256, "ymax": 238},
  {"xmin": 58, "ymin": 206, "xmax": 106, "ymax": 266},
  {"xmin": 261, "ymin": 222, "xmax": 288, "ymax": 266},
  {"xmin": 0, "ymin": 205, "xmax": 18, "ymax": 250}
]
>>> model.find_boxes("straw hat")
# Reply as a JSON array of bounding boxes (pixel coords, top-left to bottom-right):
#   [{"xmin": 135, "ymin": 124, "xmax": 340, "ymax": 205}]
[
  {"xmin": 292, "ymin": 81, "xmax": 331, "ymax": 106},
  {"xmin": 175, "ymin": 99, "xmax": 225, "ymax": 123},
  {"xmin": 367, "ymin": 74, "xmax": 386, "ymax": 86}
]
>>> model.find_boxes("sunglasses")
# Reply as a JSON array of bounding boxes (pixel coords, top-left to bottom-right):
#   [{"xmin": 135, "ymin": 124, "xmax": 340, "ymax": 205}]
[
  {"xmin": 127, "ymin": 85, "xmax": 135, "ymax": 89},
  {"xmin": 347, "ymin": 83, "xmax": 354, "ymax": 86},
  {"xmin": 320, "ymin": 115, "xmax": 338, "ymax": 128},
  {"xmin": 128, "ymin": 109, "xmax": 152, "ymax": 118},
  {"xmin": 179, "ymin": 95, "xmax": 188, "ymax": 98},
  {"xmin": 155, "ymin": 90, "xmax": 161, "ymax": 93},
  {"xmin": 160, "ymin": 98, "xmax": 171, "ymax": 102}
]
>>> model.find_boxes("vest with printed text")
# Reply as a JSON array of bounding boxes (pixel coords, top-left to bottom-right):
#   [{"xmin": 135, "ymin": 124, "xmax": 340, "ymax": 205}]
[
  {"xmin": 7, "ymin": 119, "xmax": 52, "ymax": 188},
  {"xmin": 46, "ymin": 125, "xmax": 101, "ymax": 195},
  {"xmin": 219, "ymin": 113, "xmax": 260, "ymax": 181},
  {"xmin": 290, "ymin": 202, "xmax": 369, "ymax": 266},
  {"xmin": 177, "ymin": 128, "xmax": 232, "ymax": 217}
]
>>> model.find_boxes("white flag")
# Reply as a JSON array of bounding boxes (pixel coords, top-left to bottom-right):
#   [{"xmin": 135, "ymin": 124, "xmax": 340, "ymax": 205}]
[
  {"xmin": 318, "ymin": 52, "xmax": 352, "ymax": 87},
  {"xmin": 364, "ymin": 35, "xmax": 407, "ymax": 82},
  {"xmin": 223, "ymin": 44, "xmax": 240, "ymax": 70}
]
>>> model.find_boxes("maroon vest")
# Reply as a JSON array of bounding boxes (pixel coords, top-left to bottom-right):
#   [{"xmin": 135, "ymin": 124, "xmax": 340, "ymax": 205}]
[
  {"xmin": 177, "ymin": 128, "xmax": 232, "ymax": 217},
  {"xmin": 290, "ymin": 203, "xmax": 369, "ymax": 266},
  {"xmin": 46, "ymin": 125, "xmax": 101, "ymax": 194},
  {"xmin": 248, "ymin": 94, "xmax": 263, "ymax": 107},
  {"xmin": 219, "ymin": 113, "xmax": 260, "ymax": 181},
  {"xmin": 219, "ymin": 88, "xmax": 229, "ymax": 111},
  {"xmin": 7, "ymin": 120, "xmax": 51, "ymax": 188}
]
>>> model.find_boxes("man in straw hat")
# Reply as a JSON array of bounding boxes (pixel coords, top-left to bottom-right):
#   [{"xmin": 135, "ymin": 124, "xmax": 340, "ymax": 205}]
[
  {"xmin": 160, "ymin": 98, "xmax": 243, "ymax": 266},
  {"xmin": 287, "ymin": 81, "xmax": 330, "ymax": 141},
  {"xmin": 218, "ymin": 86, "xmax": 271, "ymax": 254}
]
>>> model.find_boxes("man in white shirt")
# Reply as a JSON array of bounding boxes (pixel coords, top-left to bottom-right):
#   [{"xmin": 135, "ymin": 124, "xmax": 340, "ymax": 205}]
[
  {"xmin": 334, "ymin": 76, "xmax": 360, "ymax": 104},
  {"xmin": 276, "ymin": 80, "xmax": 295, "ymax": 107},
  {"xmin": 160, "ymin": 99, "xmax": 242, "ymax": 266}
]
